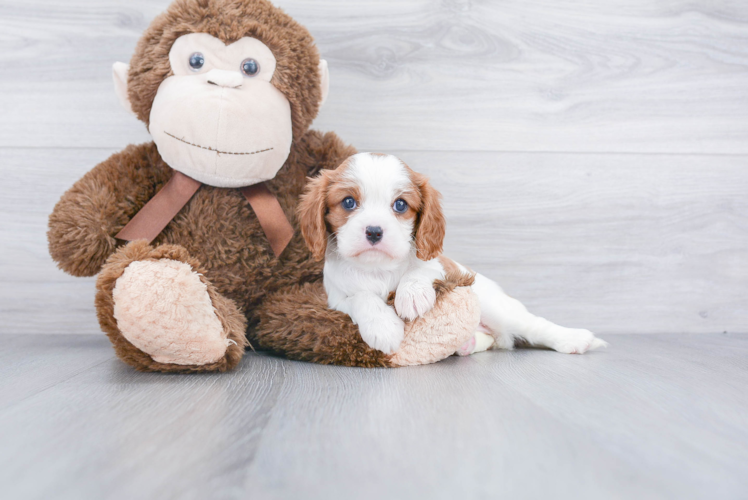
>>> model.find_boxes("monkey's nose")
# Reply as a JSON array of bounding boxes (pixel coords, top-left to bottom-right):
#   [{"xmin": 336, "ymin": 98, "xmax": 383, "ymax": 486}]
[
  {"xmin": 206, "ymin": 69, "xmax": 243, "ymax": 89},
  {"xmin": 365, "ymin": 226, "xmax": 383, "ymax": 245}
]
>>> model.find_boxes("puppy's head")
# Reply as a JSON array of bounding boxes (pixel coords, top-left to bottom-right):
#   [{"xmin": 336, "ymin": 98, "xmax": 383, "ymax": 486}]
[{"xmin": 298, "ymin": 153, "xmax": 445, "ymax": 264}]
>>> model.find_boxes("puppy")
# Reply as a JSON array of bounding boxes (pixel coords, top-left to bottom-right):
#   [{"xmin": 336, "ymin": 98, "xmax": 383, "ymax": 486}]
[{"xmin": 298, "ymin": 152, "xmax": 607, "ymax": 355}]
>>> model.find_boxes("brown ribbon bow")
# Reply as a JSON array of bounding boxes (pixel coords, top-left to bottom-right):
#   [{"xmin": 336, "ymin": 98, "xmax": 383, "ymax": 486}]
[{"xmin": 115, "ymin": 171, "xmax": 294, "ymax": 258}]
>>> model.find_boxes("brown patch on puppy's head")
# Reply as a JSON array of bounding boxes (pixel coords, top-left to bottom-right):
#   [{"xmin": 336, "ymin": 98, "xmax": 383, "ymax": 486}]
[
  {"xmin": 325, "ymin": 179, "xmax": 362, "ymax": 235},
  {"xmin": 128, "ymin": 0, "xmax": 322, "ymax": 140},
  {"xmin": 392, "ymin": 175, "xmax": 422, "ymax": 227},
  {"xmin": 408, "ymin": 169, "xmax": 446, "ymax": 261},
  {"xmin": 297, "ymin": 158, "xmax": 357, "ymax": 260}
]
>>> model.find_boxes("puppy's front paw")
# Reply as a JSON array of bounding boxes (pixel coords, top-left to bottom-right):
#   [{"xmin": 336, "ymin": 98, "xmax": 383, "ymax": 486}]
[
  {"xmin": 553, "ymin": 328, "xmax": 608, "ymax": 354},
  {"xmin": 395, "ymin": 279, "xmax": 437, "ymax": 321},
  {"xmin": 359, "ymin": 309, "xmax": 405, "ymax": 354}
]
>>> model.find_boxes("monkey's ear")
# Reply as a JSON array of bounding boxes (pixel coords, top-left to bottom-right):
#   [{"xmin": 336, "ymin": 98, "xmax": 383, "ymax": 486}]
[
  {"xmin": 112, "ymin": 62, "xmax": 135, "ymax": 116},
  {"xmin": 318, "ymin": 59, "xmax": 330, "ymax": 106}
]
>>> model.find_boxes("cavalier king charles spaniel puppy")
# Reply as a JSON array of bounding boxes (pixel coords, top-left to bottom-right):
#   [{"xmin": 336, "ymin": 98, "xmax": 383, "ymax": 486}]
[{"xmin": 298, "ymin": 152, "xmax": 607, "ymax": 355}]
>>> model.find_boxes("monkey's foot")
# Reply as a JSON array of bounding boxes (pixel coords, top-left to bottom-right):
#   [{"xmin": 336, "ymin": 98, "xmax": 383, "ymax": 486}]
[
  {"xmin": 113, "ymin": 259, "xmax": 234, "ymax": 365},
  {"xmin": 389, "ymin": 282, "xmax": 481, "ymax": 367},
  {"xmin": 96, "ymin": 241, "xmax": 247, "ymax": 372}
]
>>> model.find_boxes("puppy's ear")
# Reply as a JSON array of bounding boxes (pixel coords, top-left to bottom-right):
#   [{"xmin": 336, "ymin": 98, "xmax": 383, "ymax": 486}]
[
  {"xmin": 297, "ymin": 171, "xmax": 331, "ymax": 261},
  {"xmin": 413, "ymin": 172, "xmax": 446, "ymax": 261}
]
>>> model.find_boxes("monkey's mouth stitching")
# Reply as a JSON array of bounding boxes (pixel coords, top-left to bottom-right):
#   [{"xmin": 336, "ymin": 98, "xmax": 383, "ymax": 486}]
[{"xmin": 164, "ymin": 131, "xmax": 273, "ymax": 156}]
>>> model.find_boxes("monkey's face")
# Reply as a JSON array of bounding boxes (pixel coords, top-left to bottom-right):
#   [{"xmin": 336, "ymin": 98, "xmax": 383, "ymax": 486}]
[{"xmin": 147, "ymin": 34, "xmax": 293, "ymax": 188}]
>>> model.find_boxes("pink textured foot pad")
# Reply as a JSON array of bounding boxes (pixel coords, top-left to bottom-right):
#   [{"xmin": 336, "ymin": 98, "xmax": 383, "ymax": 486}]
[{"xmin": 456, "ymin": 335, "xmax": 477, "ymax": 357}]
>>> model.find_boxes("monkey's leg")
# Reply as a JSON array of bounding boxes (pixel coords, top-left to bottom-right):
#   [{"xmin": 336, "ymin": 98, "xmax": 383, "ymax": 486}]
[
  {"xmin": 253, "ymin": 272, "xmax": 480, "ymax": 368},
  {"xmin": 95, "ymin": 241, "xmax": 247, "ymax": 373}
]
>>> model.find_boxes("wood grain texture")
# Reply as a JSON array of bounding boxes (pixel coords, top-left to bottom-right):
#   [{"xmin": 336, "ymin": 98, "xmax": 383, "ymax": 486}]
[
  {"xmin": 0, "ymin": 333, "xmax": 746, "ymax": 499},
  {"xmin": 399, "ymin": 150, "xmax": 748, "ymax": 335},
  {"xmin": 0, "ymin": 0, "xmax": 747, "ymax": 152},
  {"xmin": 3, "ymin": 148, "xmax": 745, "ymax": 335},
  {"xmin": 1, "ymin": 0, "xmax": 747, "ymax": 335}
]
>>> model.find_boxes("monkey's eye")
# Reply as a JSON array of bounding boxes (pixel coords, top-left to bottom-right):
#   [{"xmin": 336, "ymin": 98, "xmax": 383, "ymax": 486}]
[
  {"xmin": 241, "ymin": 58, "xmax": 260, "ymax": 77},
  {"xmin": 189, "ymin": 52, "xmax": 205, "ymax": 71},
  {"xmin": 393, "ymin": 199, "xmax": 408, "ymax": 214},
  {"xmin": 341, "ymin": 197, "xmax": 357, "ymax": 211}
]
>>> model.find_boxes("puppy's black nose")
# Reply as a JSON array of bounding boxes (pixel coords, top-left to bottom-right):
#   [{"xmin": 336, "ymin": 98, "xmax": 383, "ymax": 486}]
[{"xmin": 365, "ymin": 226, "xmax": 383, "ymax": 245}]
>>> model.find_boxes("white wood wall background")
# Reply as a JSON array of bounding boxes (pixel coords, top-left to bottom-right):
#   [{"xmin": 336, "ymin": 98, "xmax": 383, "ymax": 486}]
[{"xmin": 0, "ymin": 0, "xmax": 746, "ymax": 335}]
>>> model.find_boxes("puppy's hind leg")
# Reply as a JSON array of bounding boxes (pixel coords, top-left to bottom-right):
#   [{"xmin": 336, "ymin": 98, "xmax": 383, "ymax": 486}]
[{"xmin": 472, "ymin": 273, "xmax": 607, "ymax": 354}]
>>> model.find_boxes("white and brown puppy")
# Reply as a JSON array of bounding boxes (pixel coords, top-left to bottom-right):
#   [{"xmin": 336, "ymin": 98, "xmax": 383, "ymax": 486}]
[{"xmin": 298, "ymin": 152, "xmax": 607, "ymax": 355}]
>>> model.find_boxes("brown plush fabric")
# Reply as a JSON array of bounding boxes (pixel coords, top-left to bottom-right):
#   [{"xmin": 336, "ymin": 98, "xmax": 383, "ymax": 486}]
[
  {"xmin": 255, "ymin": 283, "xmax": 391, "ymax": 367},
  {"xmin": 48, "ymin": 143, "xmax": 167, "ymax": 277},
  {"xmin": 49, "ymin": 129, "xmax": 356, "ymax": 371},
  {"xmin": 128, "ymin": 0, "xmax": 322, "ymax": 140},
  {"xmin": 255, "ymin": 271, "xmax": 476, "ymax": 367},
  {"xmin": 48, "ymin": 129, "xmax": 353, "ymax": 279},
  {"xmin": 95, "ymin": 240, "xmax": 247, "ymax": 373}
]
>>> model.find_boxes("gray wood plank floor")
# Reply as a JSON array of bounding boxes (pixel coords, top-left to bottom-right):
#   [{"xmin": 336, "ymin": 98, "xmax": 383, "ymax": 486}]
[{"xmin": 1, "ymin": 333, "xmax": 746, "ymax": 500}]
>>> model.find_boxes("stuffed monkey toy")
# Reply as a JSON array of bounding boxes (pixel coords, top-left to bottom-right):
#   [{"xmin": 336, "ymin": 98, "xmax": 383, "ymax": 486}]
[{"xmin": 47, "ymin": 0, "xmax": 480, "ymax": 372}]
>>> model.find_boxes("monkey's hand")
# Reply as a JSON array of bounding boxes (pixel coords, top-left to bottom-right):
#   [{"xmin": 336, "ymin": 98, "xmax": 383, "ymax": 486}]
[{"xmin": 48, "ymin": 142, "xmax": 168, "ymax": 277}]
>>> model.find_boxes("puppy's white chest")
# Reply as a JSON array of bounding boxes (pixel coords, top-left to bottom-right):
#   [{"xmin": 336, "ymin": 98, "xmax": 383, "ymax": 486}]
[{"xmin": 327, "ymin": 262, "xmax": 404, "ymax": 299}]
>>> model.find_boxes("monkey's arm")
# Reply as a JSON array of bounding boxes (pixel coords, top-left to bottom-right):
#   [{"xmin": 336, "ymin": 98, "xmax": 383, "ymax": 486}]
[{"xmin": 48, "ymin": 142, "xmax": 170, "ymax": 277}]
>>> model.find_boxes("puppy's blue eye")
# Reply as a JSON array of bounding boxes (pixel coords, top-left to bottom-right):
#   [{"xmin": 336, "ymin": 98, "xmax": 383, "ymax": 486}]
[
  {"xmin": 342, "ymin": 197, "xmax": 357, "ymax": 211},
  {"xmin": 189, "ymin": 52, "xmax": 205, "ymax": 71},
  {"xmin": 393, "ymin": 199, "xmax": 408, "ymax": 214},
  {"xmin": 241, "ymin": 58, "xmax": 260, "ymax": 77}
]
